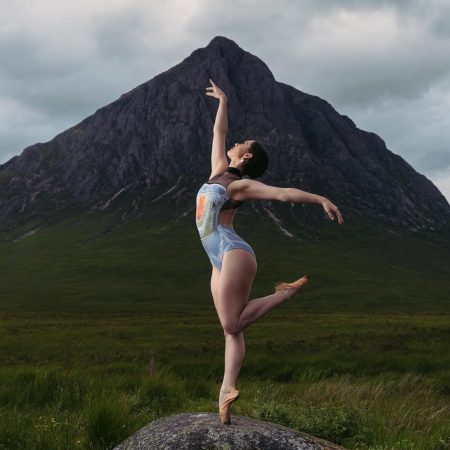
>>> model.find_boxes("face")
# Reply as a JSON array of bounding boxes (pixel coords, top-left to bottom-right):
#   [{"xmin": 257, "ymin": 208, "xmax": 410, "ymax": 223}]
[{"xmin": 227, "ymin": 140, "xmax": 255, "ymax": 159}]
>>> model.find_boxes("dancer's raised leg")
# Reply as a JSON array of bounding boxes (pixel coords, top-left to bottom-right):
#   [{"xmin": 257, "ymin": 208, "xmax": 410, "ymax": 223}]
[{"xmin": 218, "ymin": 249, "xmax": 307, "ymax": 336}]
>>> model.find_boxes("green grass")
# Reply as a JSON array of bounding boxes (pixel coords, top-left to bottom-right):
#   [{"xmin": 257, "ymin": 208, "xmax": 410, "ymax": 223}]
[{"xmin": 0, "ymin": 210, "xmax": 449, "ymax": 449}]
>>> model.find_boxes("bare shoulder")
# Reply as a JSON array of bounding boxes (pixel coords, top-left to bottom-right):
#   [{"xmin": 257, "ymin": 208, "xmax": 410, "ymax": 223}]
[{"xmin": 228, "ymin": 179, "xmax": 286, "ymax": 201}]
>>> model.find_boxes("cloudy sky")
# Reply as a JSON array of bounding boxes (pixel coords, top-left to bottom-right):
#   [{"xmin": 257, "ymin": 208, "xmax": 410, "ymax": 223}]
[{"xmin": 1, "ymin": 0, "xmax": 450, "ymax": 202}]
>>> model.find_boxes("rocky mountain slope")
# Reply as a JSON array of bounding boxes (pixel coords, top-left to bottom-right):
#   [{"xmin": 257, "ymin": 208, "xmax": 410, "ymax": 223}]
[{"xmin": 1, "ymin": 36, "xmax": 449, "ymax": 235}]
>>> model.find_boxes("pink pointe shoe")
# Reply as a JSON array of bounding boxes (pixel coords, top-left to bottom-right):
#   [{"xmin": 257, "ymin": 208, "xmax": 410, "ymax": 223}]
[
  {"xmin": 219, "ymin": 388, "xmax": 240, "ymax": 425},
  {"xmin": 274, "ymin": 275, "xmax": 309, "ymax": 297}
]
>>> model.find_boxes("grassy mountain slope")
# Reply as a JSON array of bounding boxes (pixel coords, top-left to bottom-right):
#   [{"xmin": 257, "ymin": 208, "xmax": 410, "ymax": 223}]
[{"xmin": 1, "ymin": 209, "xmax": 449, "ymax": 316}]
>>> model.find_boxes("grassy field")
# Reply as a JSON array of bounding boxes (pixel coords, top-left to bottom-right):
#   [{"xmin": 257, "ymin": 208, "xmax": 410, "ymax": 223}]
[{"xmin": 0, "ymin": 210, "xmax": 449, "ymax": 449}]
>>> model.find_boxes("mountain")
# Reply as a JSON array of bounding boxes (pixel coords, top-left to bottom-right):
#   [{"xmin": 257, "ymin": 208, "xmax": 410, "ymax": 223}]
[{"xmin": 1, "ymin": 36, "xmax": 449, "ymax": 236}]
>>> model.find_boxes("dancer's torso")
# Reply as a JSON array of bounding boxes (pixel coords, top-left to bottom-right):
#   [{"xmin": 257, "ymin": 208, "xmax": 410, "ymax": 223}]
[{"xmin": 195, "ymin": 169, "xmax": 245, "ymax": 239}]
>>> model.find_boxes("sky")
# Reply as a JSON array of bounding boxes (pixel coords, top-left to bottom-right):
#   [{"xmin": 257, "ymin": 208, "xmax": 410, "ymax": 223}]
[{"xmin": 1, "ymin": 0, "xmax": 450, "ymax": 202}]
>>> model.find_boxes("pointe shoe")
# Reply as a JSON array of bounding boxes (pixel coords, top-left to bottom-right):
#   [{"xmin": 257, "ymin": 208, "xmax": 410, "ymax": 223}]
[
  {"xmin": 219, "ymin": 388, "xmax": 240, "ymax": 425},
  {"xmin": 274, "ymin": 275, "xmax": 309, "ymax": 297}
]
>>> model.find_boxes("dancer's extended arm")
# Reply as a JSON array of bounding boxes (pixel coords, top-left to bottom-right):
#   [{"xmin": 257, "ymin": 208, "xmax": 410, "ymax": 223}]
[
  {"xmin": 205, "ymin": 79, "xmax": 228, "ymax": 178},
  {"xmin": 234, "ymin": 179, "xmax": 344, "ymax": 224}
]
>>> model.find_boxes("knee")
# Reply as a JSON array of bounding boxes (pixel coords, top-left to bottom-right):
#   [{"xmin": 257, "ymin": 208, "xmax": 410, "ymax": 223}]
[{"xmin": 222, "ymin": 320, "xmax": 242, "ymax": 336}]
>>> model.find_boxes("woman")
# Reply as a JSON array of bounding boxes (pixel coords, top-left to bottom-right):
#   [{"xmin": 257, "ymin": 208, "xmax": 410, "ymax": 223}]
[{"xmin": 196, "ymin": 79, "xmax": 344, "ymax": 425}]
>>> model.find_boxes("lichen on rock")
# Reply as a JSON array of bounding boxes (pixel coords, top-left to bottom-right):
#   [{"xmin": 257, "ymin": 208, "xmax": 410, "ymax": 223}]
[{"xmin": 113, "ymin": 412, "xmax": 347, "ymax": 450}]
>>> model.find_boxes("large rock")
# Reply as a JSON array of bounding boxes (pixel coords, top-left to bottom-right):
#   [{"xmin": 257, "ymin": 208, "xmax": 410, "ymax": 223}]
[{"xmin": 113, "ymin": 412, "xmax": 346, "ymax": 450}]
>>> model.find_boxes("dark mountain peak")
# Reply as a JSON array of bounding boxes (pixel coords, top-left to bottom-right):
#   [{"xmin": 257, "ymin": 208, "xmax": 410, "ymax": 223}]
[
  {"xmin": 174, "ymin": 35, "xmax": 276, "ymax": 87},
  {"xmin": 0, "ymin": 37, "xmax": 449, "ymax": 236},
  {"xmin": 108, "ymin": 36, "xmax": 275, "ymax": 112},
  {"xmin": 206, "ymin": 35, "xmax": 243, "ymax": 53}
]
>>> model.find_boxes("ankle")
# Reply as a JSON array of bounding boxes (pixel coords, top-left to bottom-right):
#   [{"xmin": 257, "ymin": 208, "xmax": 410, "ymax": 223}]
[{"xmin": 220, "ymin": 385, "xmax": 235, "ymax": 393}]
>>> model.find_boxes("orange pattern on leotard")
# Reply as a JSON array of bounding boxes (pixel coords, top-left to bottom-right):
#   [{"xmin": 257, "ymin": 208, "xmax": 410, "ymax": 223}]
[{"xmin": 196, "ymin": 195, "xmax": 206, "ymax": 221}]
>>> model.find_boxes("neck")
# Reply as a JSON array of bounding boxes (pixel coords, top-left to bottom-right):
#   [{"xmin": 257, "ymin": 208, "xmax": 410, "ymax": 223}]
[
  {"xmin": 227, "ymin": 166, "xmax": 242, "ymax": 176},
  {"xmin": 229, "ymin": 157, "xmax": 244, "ymax": 174}
]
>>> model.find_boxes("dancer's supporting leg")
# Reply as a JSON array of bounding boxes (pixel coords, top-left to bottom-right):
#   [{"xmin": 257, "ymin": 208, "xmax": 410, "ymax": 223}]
[{"xmin": 211, "ymin": 266, "xmax": 246, "ymax": 398}]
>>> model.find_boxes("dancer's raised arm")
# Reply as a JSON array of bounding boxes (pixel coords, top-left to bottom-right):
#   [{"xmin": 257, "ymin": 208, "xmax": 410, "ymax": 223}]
[
  {"xmin": 232, "ymin": 179, "xmax": 344, "ymax": 224},
  {"xmin": 205, "ymin": 79, "xmax": 228, "ymax": 178}
]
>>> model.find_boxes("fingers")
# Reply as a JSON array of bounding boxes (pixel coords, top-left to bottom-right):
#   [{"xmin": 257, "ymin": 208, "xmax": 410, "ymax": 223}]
[
  {"xmin": 332, "ymin": 207, "xmax": 344, "ymax": 224},
  {"xmin": 205, "ymin": 80, "xmax": 222, "ymax": 98},
  {"xmin": 206, "ymin": 80, "xmax": 218, "ymax": 92},
  {"xmin": 324, "ymin": 202, "xmax": 344, "ymax": 224}
]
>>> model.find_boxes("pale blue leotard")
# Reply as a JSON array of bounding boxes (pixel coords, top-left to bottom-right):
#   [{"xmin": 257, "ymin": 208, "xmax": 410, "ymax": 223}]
[{"xmin": 195, "ymin": 167, "xmax": 255, "ymax": 271}]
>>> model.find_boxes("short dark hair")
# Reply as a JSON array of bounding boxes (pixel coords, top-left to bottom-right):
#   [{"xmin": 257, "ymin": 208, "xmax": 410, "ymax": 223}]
[{"xmin": 243, "ymin": 141, "xmax": 269, "ymax": 179}]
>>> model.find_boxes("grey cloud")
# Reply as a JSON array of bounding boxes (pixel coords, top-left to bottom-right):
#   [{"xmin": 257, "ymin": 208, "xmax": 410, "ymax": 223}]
[
  {"xmin": 416, "ymin": 149, "xmax": 450, "ymax": 172},
  {"xmin": 0, "ymin": 30, "xmax": 97, "ymax": 118},
  {"xmin": 93, "ymin": 9, "xmax": 149, "ymax": 61},
  {"xmin": 300, "ymin": 0, "xmax": 432, "ymax": 16},
  {"xmin": 0, "ymin": 30, "xmax": 84, "ymax": 82},
  {"xmin": 429, "ymin": 5, "xmax": 450, "ymax": 38},
  {"xmin": 308, "ymin": 57, "xmax": 450, "ymax": 109},
  {"xmin": 304, "ymin": 0, "xmax": 450, "ymax": 39}
]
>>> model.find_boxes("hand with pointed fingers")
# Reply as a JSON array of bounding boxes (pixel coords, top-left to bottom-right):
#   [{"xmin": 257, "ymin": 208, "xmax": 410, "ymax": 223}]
[
  {"xmin": 321, "ymin": 198, "xmax": 344, "ymax": 224},
  {"xmin": 205, "ymin": 79, "xmax": 227, "ymax": 100}
]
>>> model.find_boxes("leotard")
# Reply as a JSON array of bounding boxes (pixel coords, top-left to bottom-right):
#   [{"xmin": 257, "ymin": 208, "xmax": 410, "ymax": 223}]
[{"xmin": 195, "ymin": 167, "xmax": 255, "ymax": 270}]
